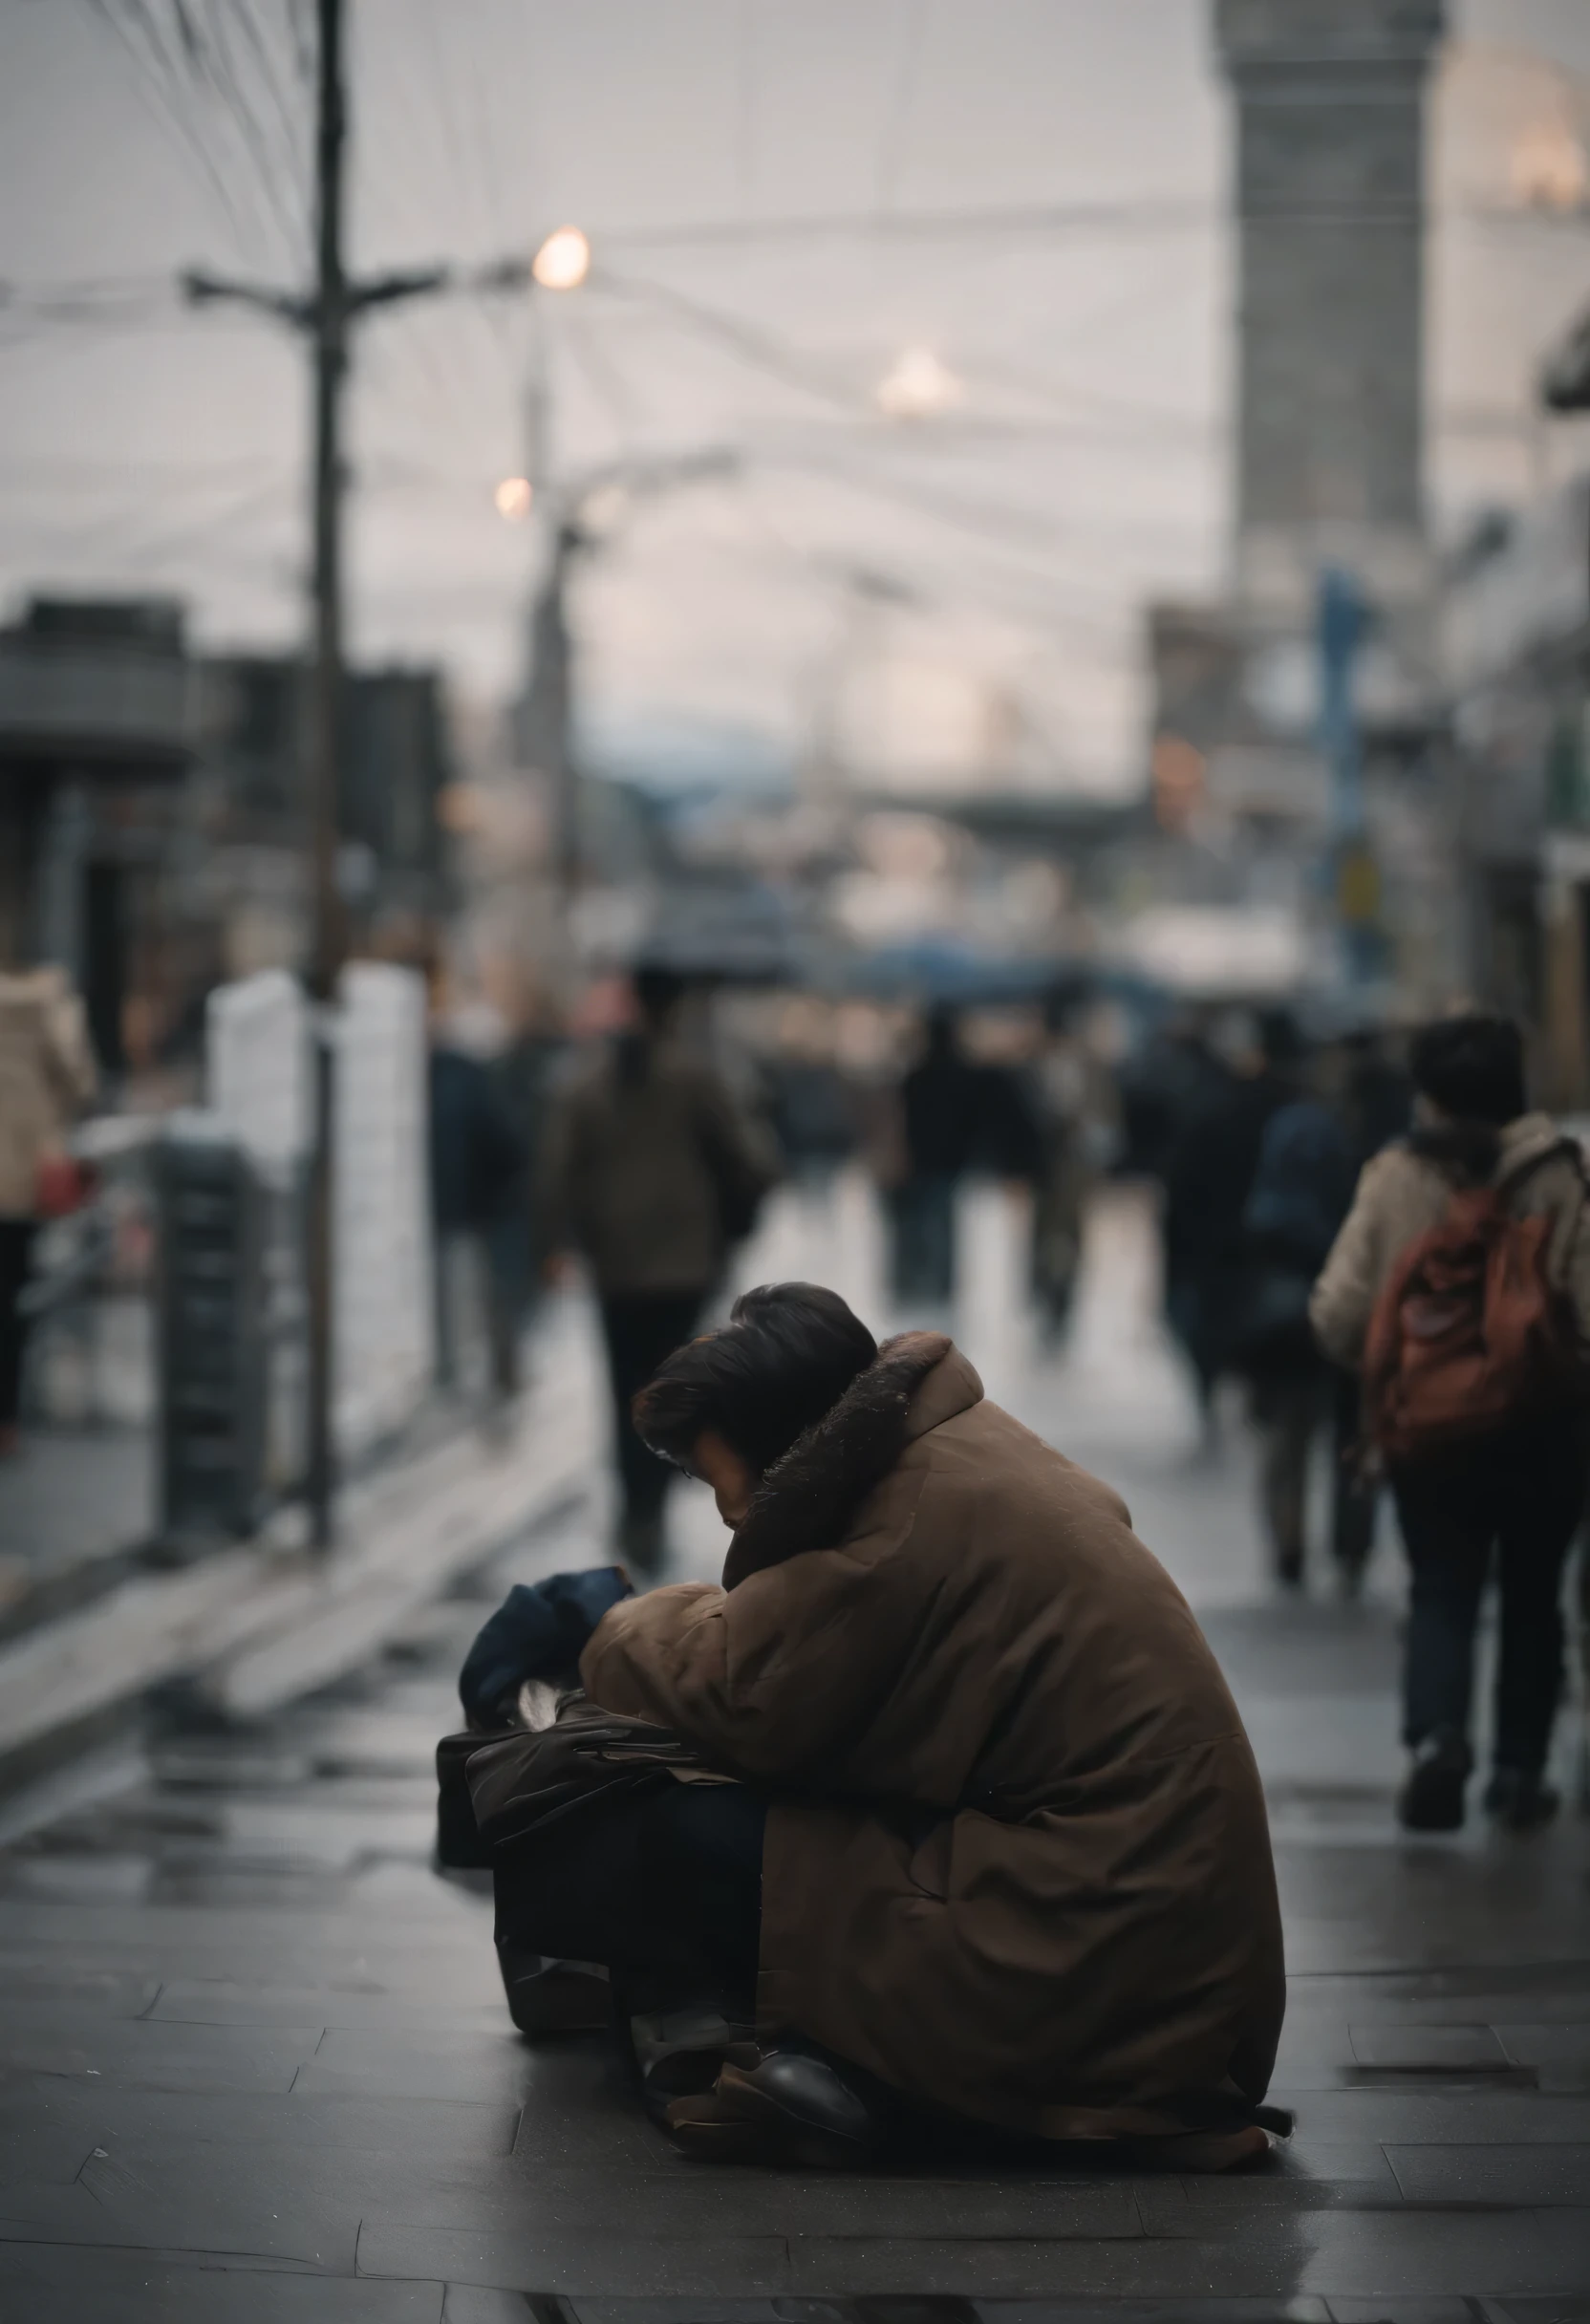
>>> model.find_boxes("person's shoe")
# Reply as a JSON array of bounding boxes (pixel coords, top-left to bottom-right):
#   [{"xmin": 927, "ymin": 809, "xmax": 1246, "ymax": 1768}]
[
  {"xmin": 666, "ymin": 2047, "xmax": 881, "ymax": 2169},
  {"xmin": 1397, "ymin": 1729, "xmax": 1472, "ymax": 1833},
  {"xmin": 497, "ymin": 1948, "xmax": 611, "ymax": 2037},
  {"xmin": 1482, "ymin": 1767, "xmax": 1560, "ymax": 1832}
]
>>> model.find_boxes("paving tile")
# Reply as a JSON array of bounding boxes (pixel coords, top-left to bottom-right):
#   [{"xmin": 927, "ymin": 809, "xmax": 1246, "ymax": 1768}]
[
  {"xmin": 0, "ymin": 2086, "xmax": 520, "ymax": 2158},
  {"xmin": 559, "ymin": 2307, "xmax": 1334, "ymax": 2324},
  {"xmin": 1294, "ymin": 2207, "xmax": 1590, "ymax": 2296},
  {"xmin": 1497, "ymin": 2024, "xmax": 1590, "ymax": 2066},
  {"xmin": 291, "ymin": 2033, "xmax": 542, "ymax": 2104},
  {"xmin": 0, "ymin": 1969, "xmax": 160, "ymax": 2018},
  {"xmin": 440, "ymin": 2292, "xmax": 539, "ymax": 2324},
  {"xmin": 356, "ymin": 2173, "xmax": 1145, "ymax": 2242},
  {"xmin": 0, "ymin": 2158, "xmax": 359, "ymax": 2272},
  {"xmin": 0, "ymin": 2241, "xmax": 443, "ymax": 2322},
  {"xmin": 781, "ymin": 2234, "xmax": 1312, "ymax": 2298},
  {"xmin": 1326, "ymin": 2306, "xmax": 1505, "ymax": 2324},
  {"xmin": 0, "ymin": 2115, "xmax": 100, "ymax": 2184},
  {"xmin": 1268, "ymin": 2090, "xmax": 1590, "ymax": 2141},
  {"xmin": 1347, "ymin": 2025, "xmax": 1511, "ymax": 2072},
  {"xmin": 1385, "ymin": 2141, "xmax": 1590, "ymax": 2203},
  {"xmin": 149, "ymin": 1979, "xmax": 508, "ymax": 2032},
  {"xmin": 0, "ymin": 2012, "xmax": 321, "ymax": 2093},
  {"xmin": 1133, "ymin": 2166, "xmax": 1403, "ymax": 2229},
  {"xmin": 1491, "ymin": 2304, "xmax": 1590, "ymax": 2324},
  {"xmin": 357, "ymin": 2216, "xmax": 792, "ymax": 2296},
  {"xmin": 773, "ymin": 2209, "xmax": 1590, "ymax": 2298},
  {"xmin": 1268, "ymin": 2141, "xmax": 1404, "ymax": 2188}
]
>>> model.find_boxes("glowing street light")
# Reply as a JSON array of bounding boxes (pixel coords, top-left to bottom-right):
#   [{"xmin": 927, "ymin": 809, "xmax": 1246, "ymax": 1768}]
[
  {"xmin": 494, "ymin": 475, "xmax": 534, "ymax": 521},
  {"xmin": 531, "ymin": 226, "xmax": 591, "ymax": 291},
  {"xmin": 875, "ymin": 345, "xmax": 965, "ymax": 420}
]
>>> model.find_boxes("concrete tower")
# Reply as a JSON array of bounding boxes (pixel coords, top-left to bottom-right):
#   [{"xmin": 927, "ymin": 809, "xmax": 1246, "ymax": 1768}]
[{"xmin": 1214, "ymin": 0, "xmax": 1446, "ymax": 623}]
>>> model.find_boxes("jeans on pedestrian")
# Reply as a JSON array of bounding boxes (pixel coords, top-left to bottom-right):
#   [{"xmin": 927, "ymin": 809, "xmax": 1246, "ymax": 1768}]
[
  {"xmin": 1251, "ymin": 1358, "xmax": 1377, "ymax": 1582},
  {"xmin": 1390, "ymin": 1416, "xmax": 1588, "ymax": 1775},
  {"xmin": 598, "ymin": 1289, "xmax": 705, "ymax": 1531}
]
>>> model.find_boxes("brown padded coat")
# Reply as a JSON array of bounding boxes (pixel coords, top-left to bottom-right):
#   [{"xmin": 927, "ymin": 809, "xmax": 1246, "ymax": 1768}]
[{"xmin": 581, "ymin": 1334, "xmax": 1285, "ymax": 2141}]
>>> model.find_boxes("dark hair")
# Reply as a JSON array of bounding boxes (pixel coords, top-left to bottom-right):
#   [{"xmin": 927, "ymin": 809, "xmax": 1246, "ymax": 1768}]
[
  {"xmin": 633, "ymin": 1281, "xmax": 877, "ymax": 1474},
  {"xmin": 1408, "ymin": 1012, "xmax": 1526, "ymax": 1127}
]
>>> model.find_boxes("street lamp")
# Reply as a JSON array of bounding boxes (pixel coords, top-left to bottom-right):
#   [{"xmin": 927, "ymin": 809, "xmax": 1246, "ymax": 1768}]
[
  {"xmin": 531, "ymin": 226, "xmax": 591, "ymax": 291},
  {"xmin": 875, "ymin": 345, "xmax": 964, "ymax": 420}
]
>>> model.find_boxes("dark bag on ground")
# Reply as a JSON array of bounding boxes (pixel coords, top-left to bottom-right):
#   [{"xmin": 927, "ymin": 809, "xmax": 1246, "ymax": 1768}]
[
  {"xmin": 1364, "ymin": 1147, "xmax": 1590, "ymax": 1461},
  {"xmin": 435, "ymin": 1693, "xmax": 726, "ymax": 1868}
]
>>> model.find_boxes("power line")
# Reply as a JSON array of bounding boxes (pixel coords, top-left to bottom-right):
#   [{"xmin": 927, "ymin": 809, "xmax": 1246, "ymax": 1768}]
[
  {"xmin": 875, "ymin": 0, "xmax": 928, "ymax": 214},
  {"xmin": 602, "ymin": 196, "xmax": 1590, "ymax": 251},
  {"xmin": 595, "ymin": 269, "xmax": 864, "ymax": 413},
  {"xmin": 83, "ymin": 0, "xmax": 267, "ymax": 262}
]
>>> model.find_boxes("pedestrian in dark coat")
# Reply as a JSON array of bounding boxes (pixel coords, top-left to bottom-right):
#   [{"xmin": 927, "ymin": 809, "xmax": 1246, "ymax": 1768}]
[
  {"xmin": 429, "ymin": 1039, "xmax": 527, "ymax": 1398},
  {"xmin": 889, "ymin": 1007, "xmax": 983, "ymax": 1302},
  {"xmin": 1162, "ymin": 1012, "xmax": 1295, "ymax": 1434},
  {"xmin": 539, "ymin": 967, "xmax": 779, "ymax": 1570},
  {"xmin": 1240, "ymin": 1087, "xmax": 1361, "ymax": 1585}
]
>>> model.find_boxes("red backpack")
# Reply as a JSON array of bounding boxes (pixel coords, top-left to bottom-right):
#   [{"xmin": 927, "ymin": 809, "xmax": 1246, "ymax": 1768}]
[{"xmin": 1364, "ymin": 1146, "xmax": 1590, "ymax": 1462}]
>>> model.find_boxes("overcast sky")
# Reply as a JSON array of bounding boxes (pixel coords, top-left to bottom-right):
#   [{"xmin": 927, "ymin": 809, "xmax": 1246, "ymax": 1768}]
[{"xmin": 4, "ymin": 0, "xmax": 1590, "ymax": 796}]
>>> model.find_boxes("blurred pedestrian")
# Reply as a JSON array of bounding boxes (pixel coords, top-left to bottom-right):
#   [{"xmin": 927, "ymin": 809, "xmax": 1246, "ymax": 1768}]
[
  {"xmin": 1162, "ymin": 1010, "xmax": 1296, "ymax": 1442},
  {"xmin": 427, "ymin": 977, "xmax": 528, "ymax": 1403},
  {"xmin": 1340, "ymin": 1025, "xmax": 1413, "ymax": 1169},
  {"xmin": 489, "ymin": 987, "xmax": 568, "ymax": 1344},
  {"xmin": 1311, "ymin": 1012, "xmax": 1590, "ymax": 1833},
  {"xmin": 1028, "ymin": 1003, "xmax": 1120, "ymax": 1339},
  {"xmin": 1119, "ymin": 1007, "xmax": 1225, "ymax": 1182},
  {"xmin": 0, "ymin": 962, "xmax": 97, "ymax": 1456},
  {"xmin": 540, "ymin": 966, "xmax": 779, "ymax": 1572},
  {"xmin": 889, "ymin": 1006, "xmax": 982, "ymax": 1303},
  {"xmin": 766, "ymin": 1001, "xmax": 856, "ymax": 1194},
  {"xmin": 1238, "ymin": 1065, "xmax": 1360, "ymax": 1587}
]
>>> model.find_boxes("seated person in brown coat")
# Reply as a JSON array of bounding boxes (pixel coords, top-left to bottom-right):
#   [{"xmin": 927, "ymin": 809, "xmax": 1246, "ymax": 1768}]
[{"xmin": 494, "ymin": 1282, "xmax": 1288, "ymax": 2172}]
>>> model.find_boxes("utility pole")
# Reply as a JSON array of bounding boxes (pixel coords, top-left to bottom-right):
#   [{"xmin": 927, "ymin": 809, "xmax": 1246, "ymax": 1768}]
[
  {"xmin": 510, "ymin": 450, "xmax": 741, "ymax": 935},
  {"xmin": 184, "ymin": 0, "xmax": 449, "ymax": 1547},
  {"xmin": 303, "ymin": 0, "xmax": 348, "ymax": 1549},
  {"xmin": 1317, "ymin": 564, "xmax": 1381, "ymax": 988}
]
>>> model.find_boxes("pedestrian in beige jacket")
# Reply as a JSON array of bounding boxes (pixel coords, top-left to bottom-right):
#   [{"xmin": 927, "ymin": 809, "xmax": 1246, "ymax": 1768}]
[
  {"xmin": 1309, "ymin": 1013, "xmax": 1590, "ymax": 1834},
  {"xmin": 0, "ymin": 965, "xmax": 97, "ymax": 1452}
]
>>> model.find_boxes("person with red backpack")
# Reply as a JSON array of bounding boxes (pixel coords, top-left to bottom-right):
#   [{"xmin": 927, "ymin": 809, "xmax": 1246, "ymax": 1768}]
[{"xmin": 1310, "ymin": 1014, "xmax": 1590, "ymax": 1833}]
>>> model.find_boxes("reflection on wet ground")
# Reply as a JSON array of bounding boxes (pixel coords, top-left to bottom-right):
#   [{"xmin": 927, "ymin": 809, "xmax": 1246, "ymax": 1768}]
[{"xmin": 1, "ymin": 1181, "xmax": 1587, "ymax": 2316}]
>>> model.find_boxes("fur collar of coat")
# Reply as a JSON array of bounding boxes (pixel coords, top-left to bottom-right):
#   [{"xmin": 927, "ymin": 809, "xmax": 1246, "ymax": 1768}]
[{"xmin": 721, "ymin": 1330, "xmax": 972, "ymax": 1589}]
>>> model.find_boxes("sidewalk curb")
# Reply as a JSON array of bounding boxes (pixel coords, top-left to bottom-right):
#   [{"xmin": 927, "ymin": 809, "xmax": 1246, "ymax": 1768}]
[{"xmin": 0, "ymin": 1377, "xmax": 598, "ymax": 1769}]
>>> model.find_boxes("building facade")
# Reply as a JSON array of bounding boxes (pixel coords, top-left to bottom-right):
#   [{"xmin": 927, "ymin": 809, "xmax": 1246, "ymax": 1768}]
[{"xmin": 0, "ymin": 593, "xmax": 453, "ymax": 1086}]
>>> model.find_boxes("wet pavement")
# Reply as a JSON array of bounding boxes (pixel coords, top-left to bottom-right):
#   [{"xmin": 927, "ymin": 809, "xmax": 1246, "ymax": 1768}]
[{"xmin": 1, "ymin": 1179, "xmax": 1588, "ymax": 2317}]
